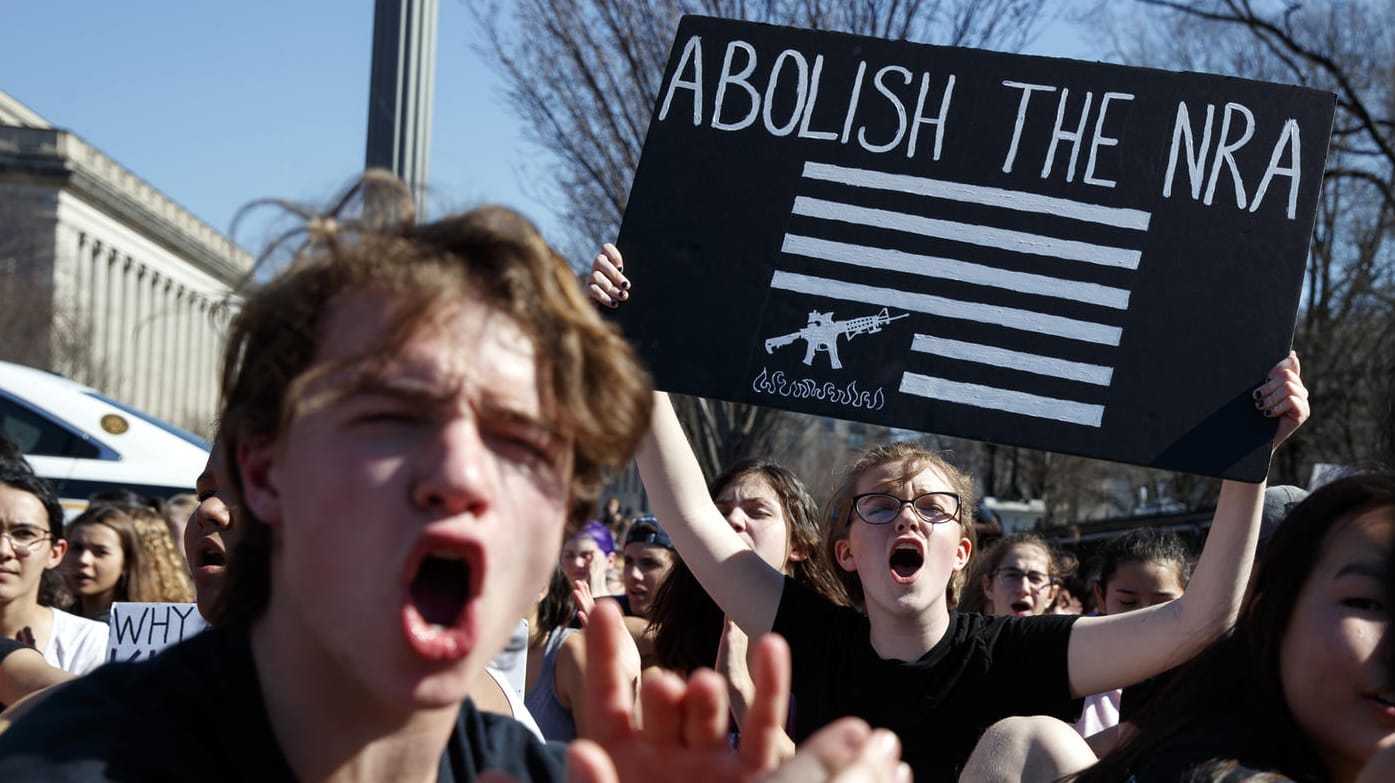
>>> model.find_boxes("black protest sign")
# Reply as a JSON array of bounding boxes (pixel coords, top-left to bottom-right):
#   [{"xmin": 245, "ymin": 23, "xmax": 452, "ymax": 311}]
[{"xmin": 614, "ymin": 15, "xmax": 1334, "ymax": 482}]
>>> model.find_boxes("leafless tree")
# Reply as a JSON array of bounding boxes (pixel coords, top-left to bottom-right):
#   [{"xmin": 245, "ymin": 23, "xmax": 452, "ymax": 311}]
[
  {"xmin": 475, "ymin": 0, "xmax": 1054, "ymax": 479},
  {"xmin": 1076, "ymin": 0, "xmax": 1395, "ymax": 493}
]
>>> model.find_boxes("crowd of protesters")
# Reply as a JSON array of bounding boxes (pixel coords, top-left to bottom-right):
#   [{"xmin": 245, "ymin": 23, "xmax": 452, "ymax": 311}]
[{"xmin": 0, "ymin": 172, "xmax": 1390, "ymax": 783}]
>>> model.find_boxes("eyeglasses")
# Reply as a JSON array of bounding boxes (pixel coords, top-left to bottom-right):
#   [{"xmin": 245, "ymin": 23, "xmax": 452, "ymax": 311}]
[
  {"xmin": 992, "ymin": 567, "xmax": 1055, "ymax": 589},
  {"xmin": 851, "ymin": 492, "xmax": 960, "ymax": 525},
  {"xmin": 0, "ymin": 524, "xmax": 54, "ymax": 554}
]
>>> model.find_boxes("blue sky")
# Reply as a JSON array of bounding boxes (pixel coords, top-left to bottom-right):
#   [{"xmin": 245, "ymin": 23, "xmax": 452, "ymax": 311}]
[{"xmin": 2, "ymin": 1, "xmax": 1092, "ymax": 264}]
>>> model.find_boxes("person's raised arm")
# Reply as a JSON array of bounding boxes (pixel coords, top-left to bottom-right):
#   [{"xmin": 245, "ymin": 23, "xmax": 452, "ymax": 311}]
[
  {"xmin": 590, "ymin": 244, "xmax": 786, "ymax": 638},
  {"xmin": 1065, "ymin": 351, "xmax": 1308, "ymax": 697}
]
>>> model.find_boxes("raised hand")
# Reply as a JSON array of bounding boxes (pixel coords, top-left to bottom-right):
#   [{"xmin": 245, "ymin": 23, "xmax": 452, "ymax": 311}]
[
  {"xmin": 1253, "ymin": 350, "xmax": 1308, "ymax": 451},
  {"xmin": 589, "ymin": 244, "xmax": 629, "ymax": 308}
]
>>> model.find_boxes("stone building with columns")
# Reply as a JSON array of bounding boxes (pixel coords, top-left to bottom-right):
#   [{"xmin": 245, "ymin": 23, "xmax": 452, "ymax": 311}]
[{"xmin": 0, "ymin": 89, "xmax": 249, "ymax": 435}]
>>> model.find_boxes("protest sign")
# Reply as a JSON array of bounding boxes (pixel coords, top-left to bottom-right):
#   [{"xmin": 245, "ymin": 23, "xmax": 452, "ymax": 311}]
[
  {"xmin": 107, "ymin": 602, "xmax": 207, "ymax": 663},
  {"xmin": 614, "ymin": 15, "xmax": 1335, "ymax": 481}
]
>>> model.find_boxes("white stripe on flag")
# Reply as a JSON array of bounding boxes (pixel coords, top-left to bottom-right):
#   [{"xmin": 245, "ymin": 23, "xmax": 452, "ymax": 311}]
[
  {"xmin": 802, "ymin": 162, "xmax": 1152, "ymax": 231},
  {"xmin": 793, "ymin": 196, "xmax": 1142, "ymax": 270},
  {"xmin": 770, "ymin": 270, "xmax": 1122, "ymax": 346},
  {"xmin": 782, "ymin": 234, "xmax": 1131, "ymax": 310},
  {"xmin": 909, "ymin": 334, "xmax": 1115, "ymax": 386},
  {"xmin": 900, "ymin": 373, "xmax": 1105, "ymax": 427}
]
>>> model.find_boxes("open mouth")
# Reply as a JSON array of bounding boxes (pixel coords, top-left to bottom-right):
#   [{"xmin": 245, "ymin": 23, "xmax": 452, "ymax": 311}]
[
  {"xmin": 199, "ymin": 548, "xmax": 227, "ymax": 568},
  {"xmin": 411, "ymin": 553, "xmax": 473, "ymax": 627},
  {"xmin": 889, "ymin": 541, "xmax": 924, "ymax": 581},
  {"xmin": 1010, "ymin": 599, "xmax": 1034, "ymax": 615},
  {"xmin": 401, "ymin": 540, "xmax": 482, "ymax": 662}
]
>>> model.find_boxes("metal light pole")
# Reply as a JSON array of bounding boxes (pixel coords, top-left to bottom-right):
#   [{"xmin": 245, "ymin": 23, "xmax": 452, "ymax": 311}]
[{"xmin": 365, "ymin": 0, "xmax": 438, "ymax": 214}]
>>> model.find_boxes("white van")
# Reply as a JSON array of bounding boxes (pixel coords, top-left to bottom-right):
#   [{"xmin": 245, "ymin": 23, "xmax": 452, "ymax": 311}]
[{"xmin": 0, "ymin": 360, "xmax": 209, "ymax": 517}]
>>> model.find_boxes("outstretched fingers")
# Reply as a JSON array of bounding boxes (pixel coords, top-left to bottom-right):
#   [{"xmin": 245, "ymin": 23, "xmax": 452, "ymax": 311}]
[
  {"xmin": 757, "ymin": 720, "xmax": 909, "ymax": 783},
  {"xmin": 740, "ymin": 633, "xmax": 795, "ymax": 774},
  {"xmin": 565, "ymin": 739, "xmax": 619, "ymax": 783},
  {"xmin": 582, "ymin": 600, "xmax": 639, "ymax": 745}
]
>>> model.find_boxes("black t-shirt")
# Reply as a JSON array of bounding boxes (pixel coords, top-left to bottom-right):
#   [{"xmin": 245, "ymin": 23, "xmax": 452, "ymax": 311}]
[
  {"xmin": 772, "ymin": 577, "xmax": 1081, "ymax": 783},
  {"xmin": 0, "ymin": 625, "xmax": 566, "ymax": 782},
  {"xmin": 0, "ymin": 636, "xmax": 27, "ymax": 665},
  {"xmin": 1128, "ymin": 711, "xmax": 1302, "ymax": 783}
]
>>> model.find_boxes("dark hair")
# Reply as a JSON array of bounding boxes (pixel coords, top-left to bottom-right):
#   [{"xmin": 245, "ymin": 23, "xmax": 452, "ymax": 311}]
[
  {"xmin": 213, "ymin": 172, "xmax": 652, "ymax": 626},
  {"xmin": 87, "ymin": 488, "xmax": 164, "ymax": 516},
  {"xmin": 1072, "ymin": 473, "xmax": 1395, "ymax": 783},
  {"xmin": 1096, "ymin": 527, "xmax": 1194, "ymax": 593},
  {"xmin": 649, "ymin": 458, "xmax": 845, "ymax": 674},
  {"xmin": 0, "ymin": 433, "xmax": 30, "ymax": 473},
  {"xmin": 0, "ymin": 467, "xmax": 63, "ymax": 540},
  {"xmin": 531, "ymin": 565, "xmax": 578, "ymax": 648},
  {"xmin": 0, "ymin": 467, "xmax": 69, "ymax": 608}
]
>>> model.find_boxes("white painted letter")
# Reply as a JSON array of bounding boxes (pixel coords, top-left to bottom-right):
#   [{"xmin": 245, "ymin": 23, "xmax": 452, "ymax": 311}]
[
  {"xmin": 1042, "ymin": 88, "xmax": 1094, "ymax": 182},
  {"xmin": 1001, "ymin": 81, "xmax": 1057, "ymax": 173},
  {"xmin": 858, "ymin": 65, "xmax": 912, "ymax": 153},
  {"xmin": 659, "ymin": 35, "xmax": 704, "ymax": 125},
  {"xmin": 762, "ymin": 49, "xmax": 809, "ymax": 137},
  {"xmin": 1083, "ymin": 91, "xmax": 1134, "ymax": 188},
  {"xmin": 840, "ymin": 61, "xmax": 868, "ymax": 144},
  {"xmin": 1204, "ymin": 102, "xmax": 1255, "ymax": 209},
  {"xmin": 907, "ymin": 73, "xmax": 955, "ymax": 160},
  {"xmin": 1163, "ymin": 102, "xmax": 1215, "ymax": 200},
  {"xmin": 711, "ymin": 40, "xmax": 759, "ymax": 131},
  {"xmin": 1250, "ymin": 119, "xmax": 1301, "ymax": 219},
  {"xmin": 797, "ymin": 54, "xmax": 838, "ymax": 140}
]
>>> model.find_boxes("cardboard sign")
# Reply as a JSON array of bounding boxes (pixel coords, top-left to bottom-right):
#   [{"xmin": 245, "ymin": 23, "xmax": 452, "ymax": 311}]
[
  {"xmin": 614, "ymin": 16, "xmax": 1335, "ymax": 481},
  {"xmin": 107, "ymin": 602, "xmax": 208, "ymax": 663}
]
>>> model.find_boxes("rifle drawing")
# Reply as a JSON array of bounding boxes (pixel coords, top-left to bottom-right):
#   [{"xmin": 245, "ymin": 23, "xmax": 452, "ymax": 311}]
[{"xmin": 763, "ymin": 308, "xmax": 909, "ymax": 370}]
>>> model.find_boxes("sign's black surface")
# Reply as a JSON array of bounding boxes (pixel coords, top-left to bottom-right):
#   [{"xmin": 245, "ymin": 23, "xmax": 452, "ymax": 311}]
[{"xmin": 615, "ymin": 15, "xmax": 1335, "ymax": 481}]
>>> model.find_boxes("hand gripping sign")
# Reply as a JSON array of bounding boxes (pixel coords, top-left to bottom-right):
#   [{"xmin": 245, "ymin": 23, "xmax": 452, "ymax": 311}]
[{"xmin": 612, "ymin": 15, "xmax": 1334, "ymax": 481}]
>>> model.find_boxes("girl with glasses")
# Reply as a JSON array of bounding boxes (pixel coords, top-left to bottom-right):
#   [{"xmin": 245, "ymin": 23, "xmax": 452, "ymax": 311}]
[
  {"xmin": 964, "ymin": 533, "xmax": 1074, "ymax": 617},
  {"xmin": 0, "ymin": 468, "xmax": 107, "ymax": 675},
  {"xmin": 591, "ymin": 244, "xmax": 1309, "ymax": 781}
]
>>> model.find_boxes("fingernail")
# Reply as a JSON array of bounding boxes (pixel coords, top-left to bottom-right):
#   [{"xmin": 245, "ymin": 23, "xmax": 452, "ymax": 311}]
[
  {"xmin": 607, "ymin": 300, "xmax": 619, "ymax": 309},
  {"xmin": 1252, "ymin": 389, "xmax": 1263, "ymax": 400},
  {"xmin": 1264, "ymin": 408, "xmax": 1273, "ymax": 417},
  {"xmin": 1254, "ymin": 398, "xmax": 1264, "ymax": 408},
  {"xmin": 618, "ymin": 290, "xmax": 628, "ymax": 300},
  {"xmin": 620, "ymin": 280, "xmax": 630, "ymax": 290}
]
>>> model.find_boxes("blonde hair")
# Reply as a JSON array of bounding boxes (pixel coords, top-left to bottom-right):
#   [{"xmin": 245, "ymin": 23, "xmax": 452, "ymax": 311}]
[
  {"xmin": 822, "ymin": 442, "xmax": 977, "ymax": 608},
  {"xmin": 127, "ymin": 506, "xmax": 194, "ymax": 603}
]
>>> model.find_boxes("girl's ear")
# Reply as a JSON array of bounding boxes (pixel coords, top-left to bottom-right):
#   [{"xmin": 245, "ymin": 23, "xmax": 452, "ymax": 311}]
[
  {"xmin": 45, "ymin": 538, "xmax": 68, "ymax": 570},
  {"xmin": 786, "ymin": 539, "xmax": 809, "ymax": 563},
  {"xmin": 954, "ymin": 536, "xmax": 972, "ymax": 571},
  {"xmin": 239, "ymin": 438, "xmax": 285, "ymax": 528},
  {"xmin": 834, "ymin": 539, "xmax": 856, "ymax": 572}
]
